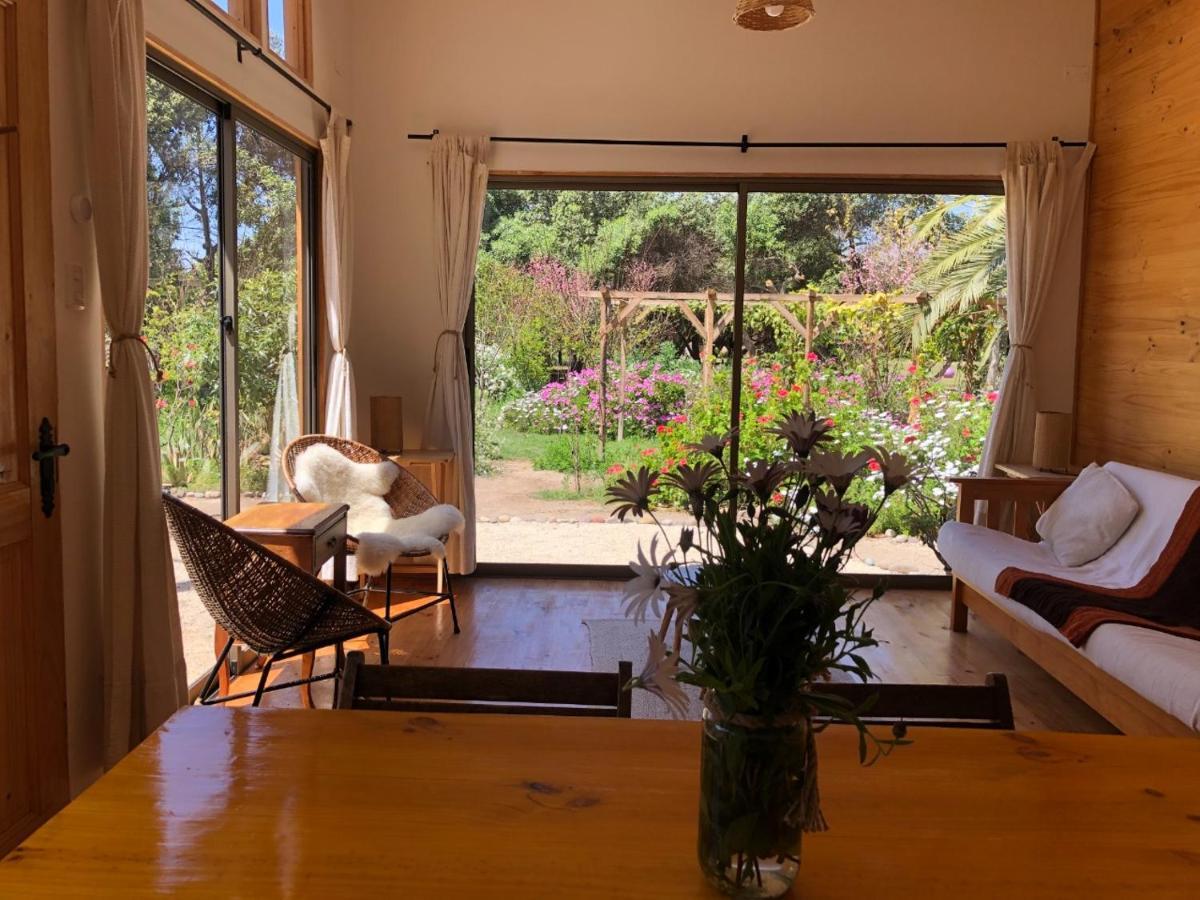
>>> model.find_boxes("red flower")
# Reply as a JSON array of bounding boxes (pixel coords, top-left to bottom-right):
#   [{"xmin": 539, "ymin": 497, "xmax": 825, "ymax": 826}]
[
  {"xmin": 776, "ymin": 388, "xmax": 789, "ymax": 398},
  {"xmin": 868, "ymin": 458, "xmax": 881, "ymax": 472},
  {"xmin": 660, "ymin": 463, "xmax": 671, "ymax": 473},
  {"xmin": 906, "ymin": 364, "xmax": 918, "ymax": 375},
  {"xmin": 772, "ymin": 362, "xmax": 783, "ymax": 372},
  {"xmin": 805, "ymin": 352, "xmax": 818, "ymax": 363},
  {"xmin": 964, "ymin": 453, "xmax": 978, "ymax": 463},
  {"xmin": 641, "ymin": 448, "xmax": 656, "ymax": 457},
  {"xmin": 962, "ymin": 392, "xmax": 976, "ymax": 402},
  {"xmin": 672, "ymin": 414, "xmax": 687, "ymax": 424},
  {"xmin": 771, "ymin": 492, "xmax": 785, "ymax": 504},
  {"xmin": 792, "ymin": 383, "xmax": 803, "ymax": 392},
  {"xmin": 825, "ymin": 418, "xmax": 835, "ymax": 427},
  {"xmin": 155, "ymin": 398, "xmax": 167, "ymax": 410},
  {"xmin": 903, "ymin": 435, "xmax": 917, "ymax": 444},
  {"xmin": 188, "ymin": 398, "xmax": 197, "ymax": 408},
  {"xmin": 986, "ymin": 391, "xmax": 999, "ymax": 403},
  {"xmin": 962, "ymin": 427, "xmax": 972, "ymax": 437},
  {"xmin": 656, "ymin": 424, "xmax": 669, "ymax": 434},
  {"xmin": 757, "ymin": 415, "xmax": 773, "ymax": 424},
  {"xmin": 909, "ymin": 396, "xmax": 921, "ymax": 407},
  {"xmin": 606, "ymin": 464, "xmax": 625, "ymax": 475}
]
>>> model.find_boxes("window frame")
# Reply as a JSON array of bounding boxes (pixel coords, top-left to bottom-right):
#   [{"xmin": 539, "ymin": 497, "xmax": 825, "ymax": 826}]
[
  {"xmin": 147, "ymin": 54, "xmax": 319, "ymax": 518},
  {"xmin": 473, "ymin": 173, "xmax": 1004, "ymax": 585},
  {"xmin": 196, "ymin": 0, "xmax": 313, "ymax": 81}
]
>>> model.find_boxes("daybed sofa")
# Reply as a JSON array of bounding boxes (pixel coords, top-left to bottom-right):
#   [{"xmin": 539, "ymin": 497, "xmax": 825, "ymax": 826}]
[{"xmin": 939, "ymin": 462, "xmax": 1200, "ymax": 737}]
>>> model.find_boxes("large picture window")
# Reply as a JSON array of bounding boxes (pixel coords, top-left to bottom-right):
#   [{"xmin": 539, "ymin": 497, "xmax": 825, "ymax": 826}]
[
  {"xmin": 146, "ymin": 59, "xmax": 316, "ymax": 681},
  {"xmin": 473, "ymin": 180, "xmax": 1006, "ymax": 578}
]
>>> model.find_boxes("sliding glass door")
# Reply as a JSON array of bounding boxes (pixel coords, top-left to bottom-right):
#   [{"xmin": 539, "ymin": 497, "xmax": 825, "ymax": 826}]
[
  {"xmin": 146, "ymin": 60, "xmax": 315, "ymax": 680},
  {"xmin": 473, "ymin": 180, "xmax": 1007, "ymax": 577}
]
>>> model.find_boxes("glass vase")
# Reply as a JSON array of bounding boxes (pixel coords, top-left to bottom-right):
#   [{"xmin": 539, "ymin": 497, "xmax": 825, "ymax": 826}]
[{"xmin": 697, "ymin": 709, "xmax": 818, "ymax": 898}]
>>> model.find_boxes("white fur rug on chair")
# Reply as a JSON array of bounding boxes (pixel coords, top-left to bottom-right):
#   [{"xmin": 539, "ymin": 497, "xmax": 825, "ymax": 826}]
[{"xmin": 293, "ymin": 443, "xmax": 465, "ymax": 576}]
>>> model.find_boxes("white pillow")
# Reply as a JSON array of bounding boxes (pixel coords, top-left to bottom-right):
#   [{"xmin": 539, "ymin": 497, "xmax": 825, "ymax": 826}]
[{"xmin": 1036, "ymin": 463, "xmax": 1140, "ymax": 567}]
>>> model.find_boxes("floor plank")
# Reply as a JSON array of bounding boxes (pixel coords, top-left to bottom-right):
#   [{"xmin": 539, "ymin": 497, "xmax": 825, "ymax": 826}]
[{"xmin": 225, "ymin": 577, "xmax": 1117, "ymax": 733}]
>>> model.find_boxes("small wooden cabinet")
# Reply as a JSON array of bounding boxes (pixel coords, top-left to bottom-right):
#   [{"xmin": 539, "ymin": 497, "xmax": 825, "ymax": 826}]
[{"xmin": 389, "ymin": 449, "xmax": 454, "ymax": 501}]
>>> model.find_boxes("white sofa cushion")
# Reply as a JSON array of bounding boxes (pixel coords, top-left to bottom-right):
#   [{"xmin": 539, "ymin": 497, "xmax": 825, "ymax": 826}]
[{"xmin": 1035, "ymin": 463, "xmax": 1140, "ymax": 566}]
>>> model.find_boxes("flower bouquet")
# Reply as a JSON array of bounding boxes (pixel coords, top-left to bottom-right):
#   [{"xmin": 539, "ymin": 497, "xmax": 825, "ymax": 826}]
[{"xmin": 606, "ymin": 411, "xmax": 913, "ymax": 898}]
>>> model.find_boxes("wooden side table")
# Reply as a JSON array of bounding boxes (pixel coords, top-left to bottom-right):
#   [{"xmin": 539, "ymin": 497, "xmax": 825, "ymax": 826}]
[
  {"xmin": 389, "ymin": 448, "xmax": 454, "ymax": 501},
  {"xmin": 221, "ymin": 502, "xmax": 349, "ymax": 708},
  {"xmin": 388, "ymin": 449, "xmax": 455, "ymax": 578}
]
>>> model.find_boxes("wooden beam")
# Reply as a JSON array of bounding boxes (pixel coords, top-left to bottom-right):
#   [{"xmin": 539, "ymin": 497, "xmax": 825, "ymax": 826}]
[{"xmin": 673, "ymin": 300, "xmax": 705, "ymax": 336}]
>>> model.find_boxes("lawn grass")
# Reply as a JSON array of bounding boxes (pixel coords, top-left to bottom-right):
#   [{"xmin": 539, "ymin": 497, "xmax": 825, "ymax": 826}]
[{"xmin": 496, "ymin": 427, "xmax": 656, "ymax": 476}]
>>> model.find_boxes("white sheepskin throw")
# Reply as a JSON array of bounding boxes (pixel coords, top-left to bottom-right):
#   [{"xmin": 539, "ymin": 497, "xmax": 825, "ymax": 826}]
[{"xmin": 293, "ymin": 444, "xmax": 465, "ymax": 576}]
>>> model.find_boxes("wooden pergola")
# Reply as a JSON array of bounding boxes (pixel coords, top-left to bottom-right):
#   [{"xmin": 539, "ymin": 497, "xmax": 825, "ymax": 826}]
[{"xmin": 581, "ymin": 289, "xmax": 929, "ymax": 451}]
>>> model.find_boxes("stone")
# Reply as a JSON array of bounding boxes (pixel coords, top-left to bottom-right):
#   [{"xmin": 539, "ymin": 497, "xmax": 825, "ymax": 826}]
[
  {"xmin": 497, "ymin": 514, "xmax": 510, "ymax": 523},
  {"xmin": 864, "ymin": 557, "xmax": 877, "ymax": 567},
  {"xmin": 885, "ymin": 528, "xmax": 896, "ymax": 538}
]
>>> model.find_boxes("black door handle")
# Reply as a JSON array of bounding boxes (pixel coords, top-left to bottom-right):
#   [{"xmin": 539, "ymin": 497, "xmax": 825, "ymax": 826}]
[{"xmin": 32, "ymin": 417, "xmax": 69, "ymax": 517}]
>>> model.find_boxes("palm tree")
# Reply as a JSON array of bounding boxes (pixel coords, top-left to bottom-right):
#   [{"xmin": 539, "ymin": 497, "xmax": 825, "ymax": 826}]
[{"xmin": 909, "ymin": 196, "xmax": 1008, "ymax": 383}]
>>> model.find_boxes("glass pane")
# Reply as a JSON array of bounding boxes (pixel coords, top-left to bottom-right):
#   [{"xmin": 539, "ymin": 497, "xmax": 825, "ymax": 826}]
[
  {"xmin": 236, "ymin": 122, "xmax": 305, "ymax": 511},
  {"xmin": 209, "ymin": 0, "xmax": 230, "ymax": 12},
  {"xmin": 267, "ymin": 0, "xmax": 287, "ymax": 59},
  {"xmin": 743, "ymin": 191, "xmax": 1007, "ymax": 575},
  {"xmin": 145, "ymin": 74, "xmax": 222, "ymax": 682},
  {"xmin": 474, "ymin": 188, "xmax": 736, "ymax": 565}
]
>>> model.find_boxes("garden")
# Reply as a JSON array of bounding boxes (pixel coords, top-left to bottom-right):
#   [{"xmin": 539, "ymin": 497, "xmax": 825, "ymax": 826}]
[{"xmin": 473, "ymin": 189, "xmax": 1008, "ymax": 571}]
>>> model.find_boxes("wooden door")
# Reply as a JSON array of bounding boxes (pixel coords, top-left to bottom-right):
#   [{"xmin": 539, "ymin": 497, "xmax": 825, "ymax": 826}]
[{"xmin": 0, "ymin": 0, "xmax": 69, "ymax": 857}]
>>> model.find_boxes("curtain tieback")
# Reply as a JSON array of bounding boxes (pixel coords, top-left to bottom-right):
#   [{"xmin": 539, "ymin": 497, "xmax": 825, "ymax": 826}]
[
  {"xmin": 110, "ymin": 333, "xmax": 164, "ymax": 383},
  {"xmin": 433, "ymin": 330, "xmax": 464, "ymax": 377},
  {"xmin": 1011, "ymin": 343, "xmax": 1033, "ymax": 351}
]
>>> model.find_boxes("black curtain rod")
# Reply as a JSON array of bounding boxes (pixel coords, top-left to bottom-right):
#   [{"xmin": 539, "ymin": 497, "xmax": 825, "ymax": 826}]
[
  {"xmin": 406, "ymin": 131, "xmax": 1087, "ymax": 152},
  {"xmin": 182, "ymin": 0, "xmax": 350, "ymax": 129}
]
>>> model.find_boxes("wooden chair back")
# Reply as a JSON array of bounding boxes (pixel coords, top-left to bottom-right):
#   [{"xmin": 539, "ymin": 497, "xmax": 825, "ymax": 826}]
[
  {"xmin": 814, "ymin": 673, "xmax": 1015, "ymax": 732},
  {"xmin": 337, "ymin": 652, "xmax": 634, "ymax": 718}
]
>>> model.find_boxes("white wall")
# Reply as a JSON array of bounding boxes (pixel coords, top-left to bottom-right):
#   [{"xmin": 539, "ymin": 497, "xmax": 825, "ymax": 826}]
[
  {"xmin": 48, "ymin": 0, "xmax": 353, "ymax": 794},
  {"xmin": 348, "ymin": 0, "xmax": 1097, "ymax": 444}
]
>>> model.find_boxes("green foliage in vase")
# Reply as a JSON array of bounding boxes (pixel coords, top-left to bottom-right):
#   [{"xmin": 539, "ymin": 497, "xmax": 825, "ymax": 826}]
[{"xmin": 606, "ymin": 414, "xmax": 913, "ymax": 748}]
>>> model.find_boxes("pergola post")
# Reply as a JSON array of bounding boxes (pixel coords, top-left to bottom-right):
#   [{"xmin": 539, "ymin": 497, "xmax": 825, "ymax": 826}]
[
  {"xmin": 703, "ymin": 288, "xmax": 717, "ymax": 388},
  {"xmin": 598, "ymin": 289, "xmax": 610, "ymax": 457},
  {"xmin": 617, "ymin": 322, "xmax": 627, "ymax": 443},
  {"xmin": 805, "ymin": 290, "xmax": 817, "ymax": 407}
]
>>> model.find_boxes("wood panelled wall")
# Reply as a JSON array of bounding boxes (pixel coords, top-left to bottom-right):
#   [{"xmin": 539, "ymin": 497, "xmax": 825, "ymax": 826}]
[{"xmin": 1076, "ymin": 0, "xmax": 1200, "ymax": 475}]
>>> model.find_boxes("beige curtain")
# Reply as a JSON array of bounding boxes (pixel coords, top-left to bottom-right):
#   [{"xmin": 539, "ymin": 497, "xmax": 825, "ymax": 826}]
[
  {"xmin": 321, "ymin": 114, "xmax": 356, "ymax": 438},
  {"xmin": 424, "ymin": 135, "xmax": 489, "ymax": 574},
  {"xmin": 88, "ymin": 0, "xmax": 187, "ymax": 765},
  {"xmin": 979, "ymin": 141, "xmax": 1096, "ymax": 475}
]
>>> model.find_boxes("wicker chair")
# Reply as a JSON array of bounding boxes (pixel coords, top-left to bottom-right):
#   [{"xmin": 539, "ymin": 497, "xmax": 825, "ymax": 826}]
[
  {"xmin": 283, "ymin": 435, "xmax": 460, "ymax": 637},
  {"xmin": 163, "ymin": 493, "xmax": 391, "ymax": 707}
]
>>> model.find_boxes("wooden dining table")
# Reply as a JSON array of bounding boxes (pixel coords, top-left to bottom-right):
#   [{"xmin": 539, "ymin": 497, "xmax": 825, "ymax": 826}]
[{"xmin": 0, "ymin": 707, "xmax": 1196, "ymax": 898}]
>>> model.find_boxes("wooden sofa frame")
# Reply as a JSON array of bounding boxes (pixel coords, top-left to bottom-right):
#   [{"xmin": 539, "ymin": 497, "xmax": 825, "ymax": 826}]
[{"xmin": 948, "ymin": 477, "xmax": 1195, "ymax": 738}]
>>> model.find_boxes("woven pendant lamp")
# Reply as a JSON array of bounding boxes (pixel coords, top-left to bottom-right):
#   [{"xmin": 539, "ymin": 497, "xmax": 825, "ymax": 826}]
[{"xmin": 734, "ymin": 0, "xmax": 815, "ymax": 31}]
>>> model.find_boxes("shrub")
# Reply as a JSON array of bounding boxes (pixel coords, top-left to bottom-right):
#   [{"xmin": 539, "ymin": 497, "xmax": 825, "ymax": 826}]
[{"xmin": 501, "ymin": 363, "xmax": 692, "ymax": 437}]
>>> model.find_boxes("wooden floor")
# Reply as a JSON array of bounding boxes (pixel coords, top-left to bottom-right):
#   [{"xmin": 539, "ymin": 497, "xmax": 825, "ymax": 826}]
[{"xmin": 228, "ymin": 577, "xmax": 1116, "ymax": 733}]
